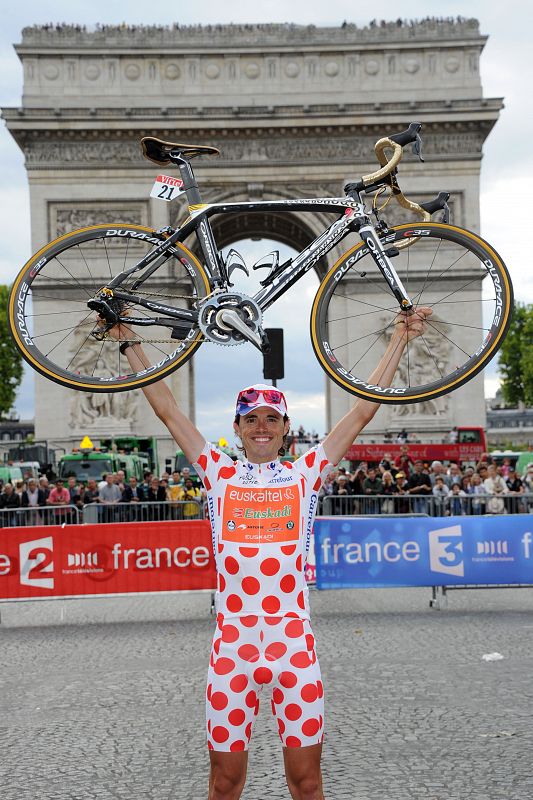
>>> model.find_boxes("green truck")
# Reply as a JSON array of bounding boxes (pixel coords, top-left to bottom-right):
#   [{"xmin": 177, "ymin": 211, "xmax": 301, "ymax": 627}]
[{"xmin": 58, "ymin": 436, "xmax": 159, "ymax": 483}]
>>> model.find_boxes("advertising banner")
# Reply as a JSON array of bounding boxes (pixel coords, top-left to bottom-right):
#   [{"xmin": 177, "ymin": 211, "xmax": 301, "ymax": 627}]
[
  {"xmin": 0, "ymin": 520, "xmax": 216, "ymax": 601},
  {"xmin": 315, "ymin": 516, "xmax": 533, "ymax": 589}
]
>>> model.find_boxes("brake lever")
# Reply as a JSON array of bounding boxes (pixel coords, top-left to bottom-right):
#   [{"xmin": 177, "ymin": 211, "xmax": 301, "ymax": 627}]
[{"xmin": 413, "ymin": 133, "xmax": 424, "ymax": 163}]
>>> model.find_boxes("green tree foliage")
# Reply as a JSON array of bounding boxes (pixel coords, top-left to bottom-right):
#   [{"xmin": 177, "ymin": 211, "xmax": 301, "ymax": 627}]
[
  {"xmin": 498, "ymin": 302, "xmax": 533, "ymax": 405},
  {"xmin": 0, "ymin": 285, "xmax": 24, "ymax": 418}
]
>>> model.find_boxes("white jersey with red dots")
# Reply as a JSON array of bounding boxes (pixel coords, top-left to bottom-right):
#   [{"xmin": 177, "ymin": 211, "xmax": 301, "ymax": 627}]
[{"xmin": 194, "ymin": 443, "xmax": 331, "ymax": 620}]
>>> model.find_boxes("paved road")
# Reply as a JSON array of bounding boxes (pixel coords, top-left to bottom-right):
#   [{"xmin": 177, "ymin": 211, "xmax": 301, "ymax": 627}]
[{"xmin": 1, "ymin": 586, "xmax": 532, "ymax": 800}]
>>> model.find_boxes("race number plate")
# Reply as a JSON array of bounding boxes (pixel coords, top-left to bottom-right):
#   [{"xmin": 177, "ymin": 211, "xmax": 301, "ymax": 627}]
[{"xmin": 150, "ymin": 174, "xmax": 185, "ymax": 201}]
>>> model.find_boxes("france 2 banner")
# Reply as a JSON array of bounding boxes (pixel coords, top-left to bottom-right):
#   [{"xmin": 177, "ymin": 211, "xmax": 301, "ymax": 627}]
[{"xmin": 0, "ymin": 520, "xmax": 216, "ymax": 601}]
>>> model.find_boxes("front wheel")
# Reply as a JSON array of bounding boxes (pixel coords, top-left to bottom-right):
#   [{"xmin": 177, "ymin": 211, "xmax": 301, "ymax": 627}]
[
  {"xmin": 8, "ymin": 224, "xmax": 211, "ymax": 392},
  {"xmin": 310, "ymin": 223, "xmax": 513, "ymax": 404}
]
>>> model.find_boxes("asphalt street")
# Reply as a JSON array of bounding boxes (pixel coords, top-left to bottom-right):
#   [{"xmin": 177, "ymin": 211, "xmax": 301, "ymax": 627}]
[{"xmin": 1, "ymin": 586, "xmax": 532, "ymax": 800}]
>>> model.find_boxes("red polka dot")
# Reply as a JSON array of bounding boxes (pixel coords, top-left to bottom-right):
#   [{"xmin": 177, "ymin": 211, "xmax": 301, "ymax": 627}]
[
  {"xmin": 285, "ymin": 703, "xmax": 302, "ymax": 721},
  {"xmin": 286, "ymin": 735, "xmax": 302, "ymax": 747},
  {"xmin": 296, "ymin": 555, "xmax": 303, "ymax": 571},
  {"xmin": 277, "ymin": 719, "xmax": 286, "ymax": 735},
  {"xmin": 211, "ymin": 692, "xmax": 229, "ymax": 711},
  {"xmin": 204, "ymin": 477, "xmax": 212, "ymax": 491},
  {"xmin": 245, "ymin": 690, "xmax": 257, "ymax": 708},
  {"xmin": 280, "ymin": 575, "xmax": 296, "ymax": 593},
  {"xmin": 207, "ymin": 683, "xmax": 212, "ymax": 701},
  {"xmin": 265, "ymin": 641, "xmax": 288, "ymax": 661},
  {"xmin": 221, "ymin": 624, "xmax": 240, "ymax": 643},
  {"xmin": 300, "ymin": 683, "xmax": 319, "ymax": 703},
  {"xmin": 219, "ymin": 574, "xmax": 226, "ymax": 592},
  {"xmin": 217, "ymin": 542, "xmax": 224, "ymax": 554},
  {"xmin": 319, "ymin": 714, "xmax": 323, "ymax": 729},
  {"xmin": 245, "ymin": 722, "xmax": 252, "ymax": 740},
  {"xmin": 238, "ymin": 643, "xmax": 260, "ymax": 662},
  {"xmin": 285, "ymin": 620, "xmax": 304, "ymax": 638},
  {"xmin": 212, "ymin": 726, "xmax": 229, "ymax": 743},
  {"xmin": 273, "ymin": 688, "xmax": 284, "ymax": 705},
  {"xmin": 214, "ymin": 657, "xmax": 235, "ymax": 675},
  {"xmin": 285, "ymin": 612, "xmax": 299, "ymax": 618},
  {"xmin": 254, "ymin": 666, "xmax": 273, "ymax": 684},
  {"xmin": 279, "ymin": 671, "xmax": 297, "ymax": 688},
  {"xmin": 241, "ymin": 576, "xmax": 260, "ymax": 595},
  {"xmin": 262, "ymin": 595, "xmax": 281, "ymax": 614},
  {"xmin": 260, "ymin": 558, "xmax": 281, "ymax": 576},
  {"xmin": 305, "ymin": 451, "xmax": 316, "ymax": 468},
  {"xmin": 317, "ymin": 680, "xmax": 323, "ymax": 698},
  {"xmin": 313, "ymin": 478, "xmax": 321, "ymax": 491},
  {"xmin": 230, "ymin": 739, "xmax": 246, "ymax": 751},
  {"xmin": 305, "ymin": 633, "xmax": 315, "ymax": 651},
  {"xmin": 254, "ymin": 699, "xmax": 260, "ymax": 716},
  {"xmin": 265, "ymin": 616, "xmax": 282, "ymax": 625},
  {"xmin": 281, "ymin": 544, "xmax": 297, "ymax": 556},
  {"xmin": 210, "ymin": 449, "xmax": 220, "ymax": 462},
  {"xmin": 302, "ymin": 718, "xmax": 320, "ymax": 737},
  {"xmin": 218, "ymin": 466, "xmax": 236, "ymax": 480},
  {"xmin": 207, "ymin": 719, "xmax": 211, "ymax": 733},
  {"xmin": 230, "ymin": 674, "xmax": 248, "ymax": 693},
  {"xmin": 225, "ymin": 556, "xmax": 239, "ymax": 575},
  {"xmin": 240, "ymin": 615, "xmax": 258, "ymax": 627},
  {"xmin": 290, "ymin": 651, "xmax": 312, "ymax": 669},
  {"xmin": 228, "ymin": 709, "xmax": 246, "ymax": 726},
  {"xmin": 226, "ymin": 594, "xmax": 243, "ymax": 613},
  {"xmin": 208, "ymin": 740, "xmax": 213, "ymax": 750},
  {"xmin": 239, "ymin": 547, "xmax": 259, "ymax": 557},
  {"xmin": 213, "ymin": 637, "xmax": 222, "ymax": 655},
  {"xmin": 297, "ymin": 591, "xmax": 306, "ymax": 609},
  {"xmin": 198, "ymin": 454, "xmax": 208, "ymax": 471}
]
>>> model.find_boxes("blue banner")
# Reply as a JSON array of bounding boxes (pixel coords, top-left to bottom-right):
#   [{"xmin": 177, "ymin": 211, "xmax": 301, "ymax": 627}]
[{"xmin": 314, "ymin": 516, "xmax": 533, "ymax": 588}]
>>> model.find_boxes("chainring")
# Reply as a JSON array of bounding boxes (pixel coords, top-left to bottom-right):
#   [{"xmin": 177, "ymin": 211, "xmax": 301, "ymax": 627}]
[{"xmin": 198, "ymin": 291, "xmax": 262, "ymax": 346}]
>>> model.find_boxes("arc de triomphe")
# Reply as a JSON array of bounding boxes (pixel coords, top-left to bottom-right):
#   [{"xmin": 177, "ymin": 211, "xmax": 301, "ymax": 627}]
[{"xmin": 3, "ymin": 19, "xmax": 502, "ymax": 460}]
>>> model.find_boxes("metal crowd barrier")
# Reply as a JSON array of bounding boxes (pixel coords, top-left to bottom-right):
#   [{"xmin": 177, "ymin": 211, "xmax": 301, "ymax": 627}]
[
  {"xmin": 320, "ymin": 492, "xmax": 533, "ymax": 517},
  {"xmin": 0, "ymin": 500, "xmax": 204, "ymax": 528},
  {"xmin": 81, "ymin": 500, "xmax": 204, "ymax": 524},
  {"xmin": 0, "ymin": 504, "xmax": 81, "ymax": 528}
]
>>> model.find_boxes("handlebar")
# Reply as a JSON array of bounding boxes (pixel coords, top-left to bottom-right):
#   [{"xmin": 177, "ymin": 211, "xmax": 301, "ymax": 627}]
[{"xmin": 346, "ymin": 122, "xmax": 450, "ymax": 226}]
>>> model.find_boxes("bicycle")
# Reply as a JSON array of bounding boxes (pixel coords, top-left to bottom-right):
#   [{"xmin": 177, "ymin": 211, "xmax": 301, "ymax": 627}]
[{"xmin": 8, "ymin": 122, "xmax": 513, "ymax": 404}]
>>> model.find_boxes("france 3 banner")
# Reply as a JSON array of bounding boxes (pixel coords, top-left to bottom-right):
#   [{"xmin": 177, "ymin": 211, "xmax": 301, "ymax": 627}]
[
  {"xmin": 0, "ymin": 521, "xmax": 217, "ymax": 601},
  {"xmin": 314, "ymin": 516, "xmax": 533, "ymax": 589}
]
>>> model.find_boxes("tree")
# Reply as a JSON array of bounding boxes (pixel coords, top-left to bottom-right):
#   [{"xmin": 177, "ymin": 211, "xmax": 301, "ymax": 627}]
[
  {"xmin": 498, "ymin": 302, "xmax": 533, "ymax": 406},
  {"xmin": 0, "ymin": 285, "xmax": 24, "ymax": 418}
]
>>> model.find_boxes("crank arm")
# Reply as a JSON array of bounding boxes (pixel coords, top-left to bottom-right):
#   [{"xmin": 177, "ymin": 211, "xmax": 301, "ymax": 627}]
[{"xmin": 217, "ymin": 308, "xmax": 264, "ymax": 351}]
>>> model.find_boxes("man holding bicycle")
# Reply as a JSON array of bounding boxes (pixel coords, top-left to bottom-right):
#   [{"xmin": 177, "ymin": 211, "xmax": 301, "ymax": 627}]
[{"xmin": 103, "ymin": 306, "xmax": 431, "ymax": 800}]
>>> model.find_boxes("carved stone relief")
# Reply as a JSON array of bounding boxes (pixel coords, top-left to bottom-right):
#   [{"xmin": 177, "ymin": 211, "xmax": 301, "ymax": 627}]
[{"xmin": 49, "ymin": 202, "xmax": 148, "ymax": 238}]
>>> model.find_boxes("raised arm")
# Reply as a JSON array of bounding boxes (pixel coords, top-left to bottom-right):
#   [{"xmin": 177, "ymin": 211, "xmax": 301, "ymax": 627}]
[
  {"xmin": 103, "ymin": 320, "xmax": 205, "ymax": 464},
  {"xmin": 322, "ymin": 307, "xmax": 432, "ymax": 465}
]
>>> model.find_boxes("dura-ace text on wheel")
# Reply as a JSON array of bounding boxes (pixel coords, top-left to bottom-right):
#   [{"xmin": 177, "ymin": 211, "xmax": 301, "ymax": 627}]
[
  {"xmin": 310, "ymin": 223, "xmax": 513, "ymax": 404},
  {"xmin": 8, "ymin": 224, "xmax": 210, "ymax": 392}
]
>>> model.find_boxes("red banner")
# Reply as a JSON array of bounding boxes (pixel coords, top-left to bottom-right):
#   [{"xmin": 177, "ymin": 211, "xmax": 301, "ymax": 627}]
[{"xmin": 0, "ymin": 520, "xmax": 216, "ymax": 601}]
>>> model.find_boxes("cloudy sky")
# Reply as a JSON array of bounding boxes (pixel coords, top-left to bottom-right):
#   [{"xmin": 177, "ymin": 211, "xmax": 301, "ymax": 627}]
[{"xmin": 1, "ymin": 1, "xmax": 531, "ymax": 445}]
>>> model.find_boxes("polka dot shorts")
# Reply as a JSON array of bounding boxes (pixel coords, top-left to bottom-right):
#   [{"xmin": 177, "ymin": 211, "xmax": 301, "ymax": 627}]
[{"xmin": 206, "ymin": 614, "xmax": 324, "ymax": 751}]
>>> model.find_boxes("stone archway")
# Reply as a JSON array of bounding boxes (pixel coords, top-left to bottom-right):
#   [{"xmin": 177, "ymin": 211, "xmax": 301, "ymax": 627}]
[{"xmin": 3, "ymin": 19, "xmax": 502, "ymax": 453}]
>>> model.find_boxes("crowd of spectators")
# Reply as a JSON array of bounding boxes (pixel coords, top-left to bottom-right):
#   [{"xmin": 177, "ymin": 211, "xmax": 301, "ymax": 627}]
[
  {"xmin": 0, "ymin": 468, "xmax": 204, "ymax": 527},
  {"xmin": 318, "ymin": 450, "xmax": 533, "ymax": 516}
]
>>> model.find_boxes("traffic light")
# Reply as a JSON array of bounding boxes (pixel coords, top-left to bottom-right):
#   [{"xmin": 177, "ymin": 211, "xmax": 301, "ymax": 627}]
[{"xmin": 263, "ymin": 328, "xmax": 284, "ymax": 381}]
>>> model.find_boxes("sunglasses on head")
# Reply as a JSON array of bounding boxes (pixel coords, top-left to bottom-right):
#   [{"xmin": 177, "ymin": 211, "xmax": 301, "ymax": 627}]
[{"xmin": 237, "ymin": 388, "xmax": 285, "ymax": 406}]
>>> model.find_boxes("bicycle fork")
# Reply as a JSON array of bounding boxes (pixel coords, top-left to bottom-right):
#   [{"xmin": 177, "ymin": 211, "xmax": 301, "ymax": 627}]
[{"xmin": 356, "ymin": 223, "xmax": 413, "ymax": 311}]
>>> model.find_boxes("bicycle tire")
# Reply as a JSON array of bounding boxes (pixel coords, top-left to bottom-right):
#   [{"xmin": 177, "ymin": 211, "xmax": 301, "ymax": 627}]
[
  {"xmin": 310, "ymin": 222, "xmax": 513, "ymax": 404},
  {"xmin": 9, "ymin": 224, "xmax": 210, "ymax": 393}
]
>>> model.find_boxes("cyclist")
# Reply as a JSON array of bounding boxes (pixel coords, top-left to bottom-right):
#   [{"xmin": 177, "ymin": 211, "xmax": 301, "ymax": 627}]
[{"xmin": 104, "ymin": 306, "xmax": 431, "ymax": 800}]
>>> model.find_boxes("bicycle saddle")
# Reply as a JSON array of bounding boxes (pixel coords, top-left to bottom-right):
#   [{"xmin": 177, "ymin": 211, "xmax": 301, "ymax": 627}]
[{"xmin": 141, "ymin": 136, "xmax": 220, "ymax": 165}]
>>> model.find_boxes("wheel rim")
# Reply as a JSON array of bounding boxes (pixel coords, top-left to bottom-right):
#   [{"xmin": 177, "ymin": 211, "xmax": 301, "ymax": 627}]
[
  {"xmin": 9, "ymin": 225, "xmax": 210, "ymax": 391},
  {"xmin": 311, "ymin": 223, "xmax": 513, "ymax": 403}
]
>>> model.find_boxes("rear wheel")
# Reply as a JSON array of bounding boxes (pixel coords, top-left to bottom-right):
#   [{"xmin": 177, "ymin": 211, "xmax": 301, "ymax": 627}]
[
  {"xmin": 310, "ymin": 223, "xmax": 513, "ymax": 403},
  {"xmin": 8, "ymin": 224, "xmax": 210, "ymax": 392}
]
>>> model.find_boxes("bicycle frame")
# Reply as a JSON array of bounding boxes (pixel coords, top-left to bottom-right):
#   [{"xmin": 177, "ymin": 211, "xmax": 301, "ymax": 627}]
[{"xmin": 106, "ymin": 195, "xmax": 414, "ymax": 331}]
